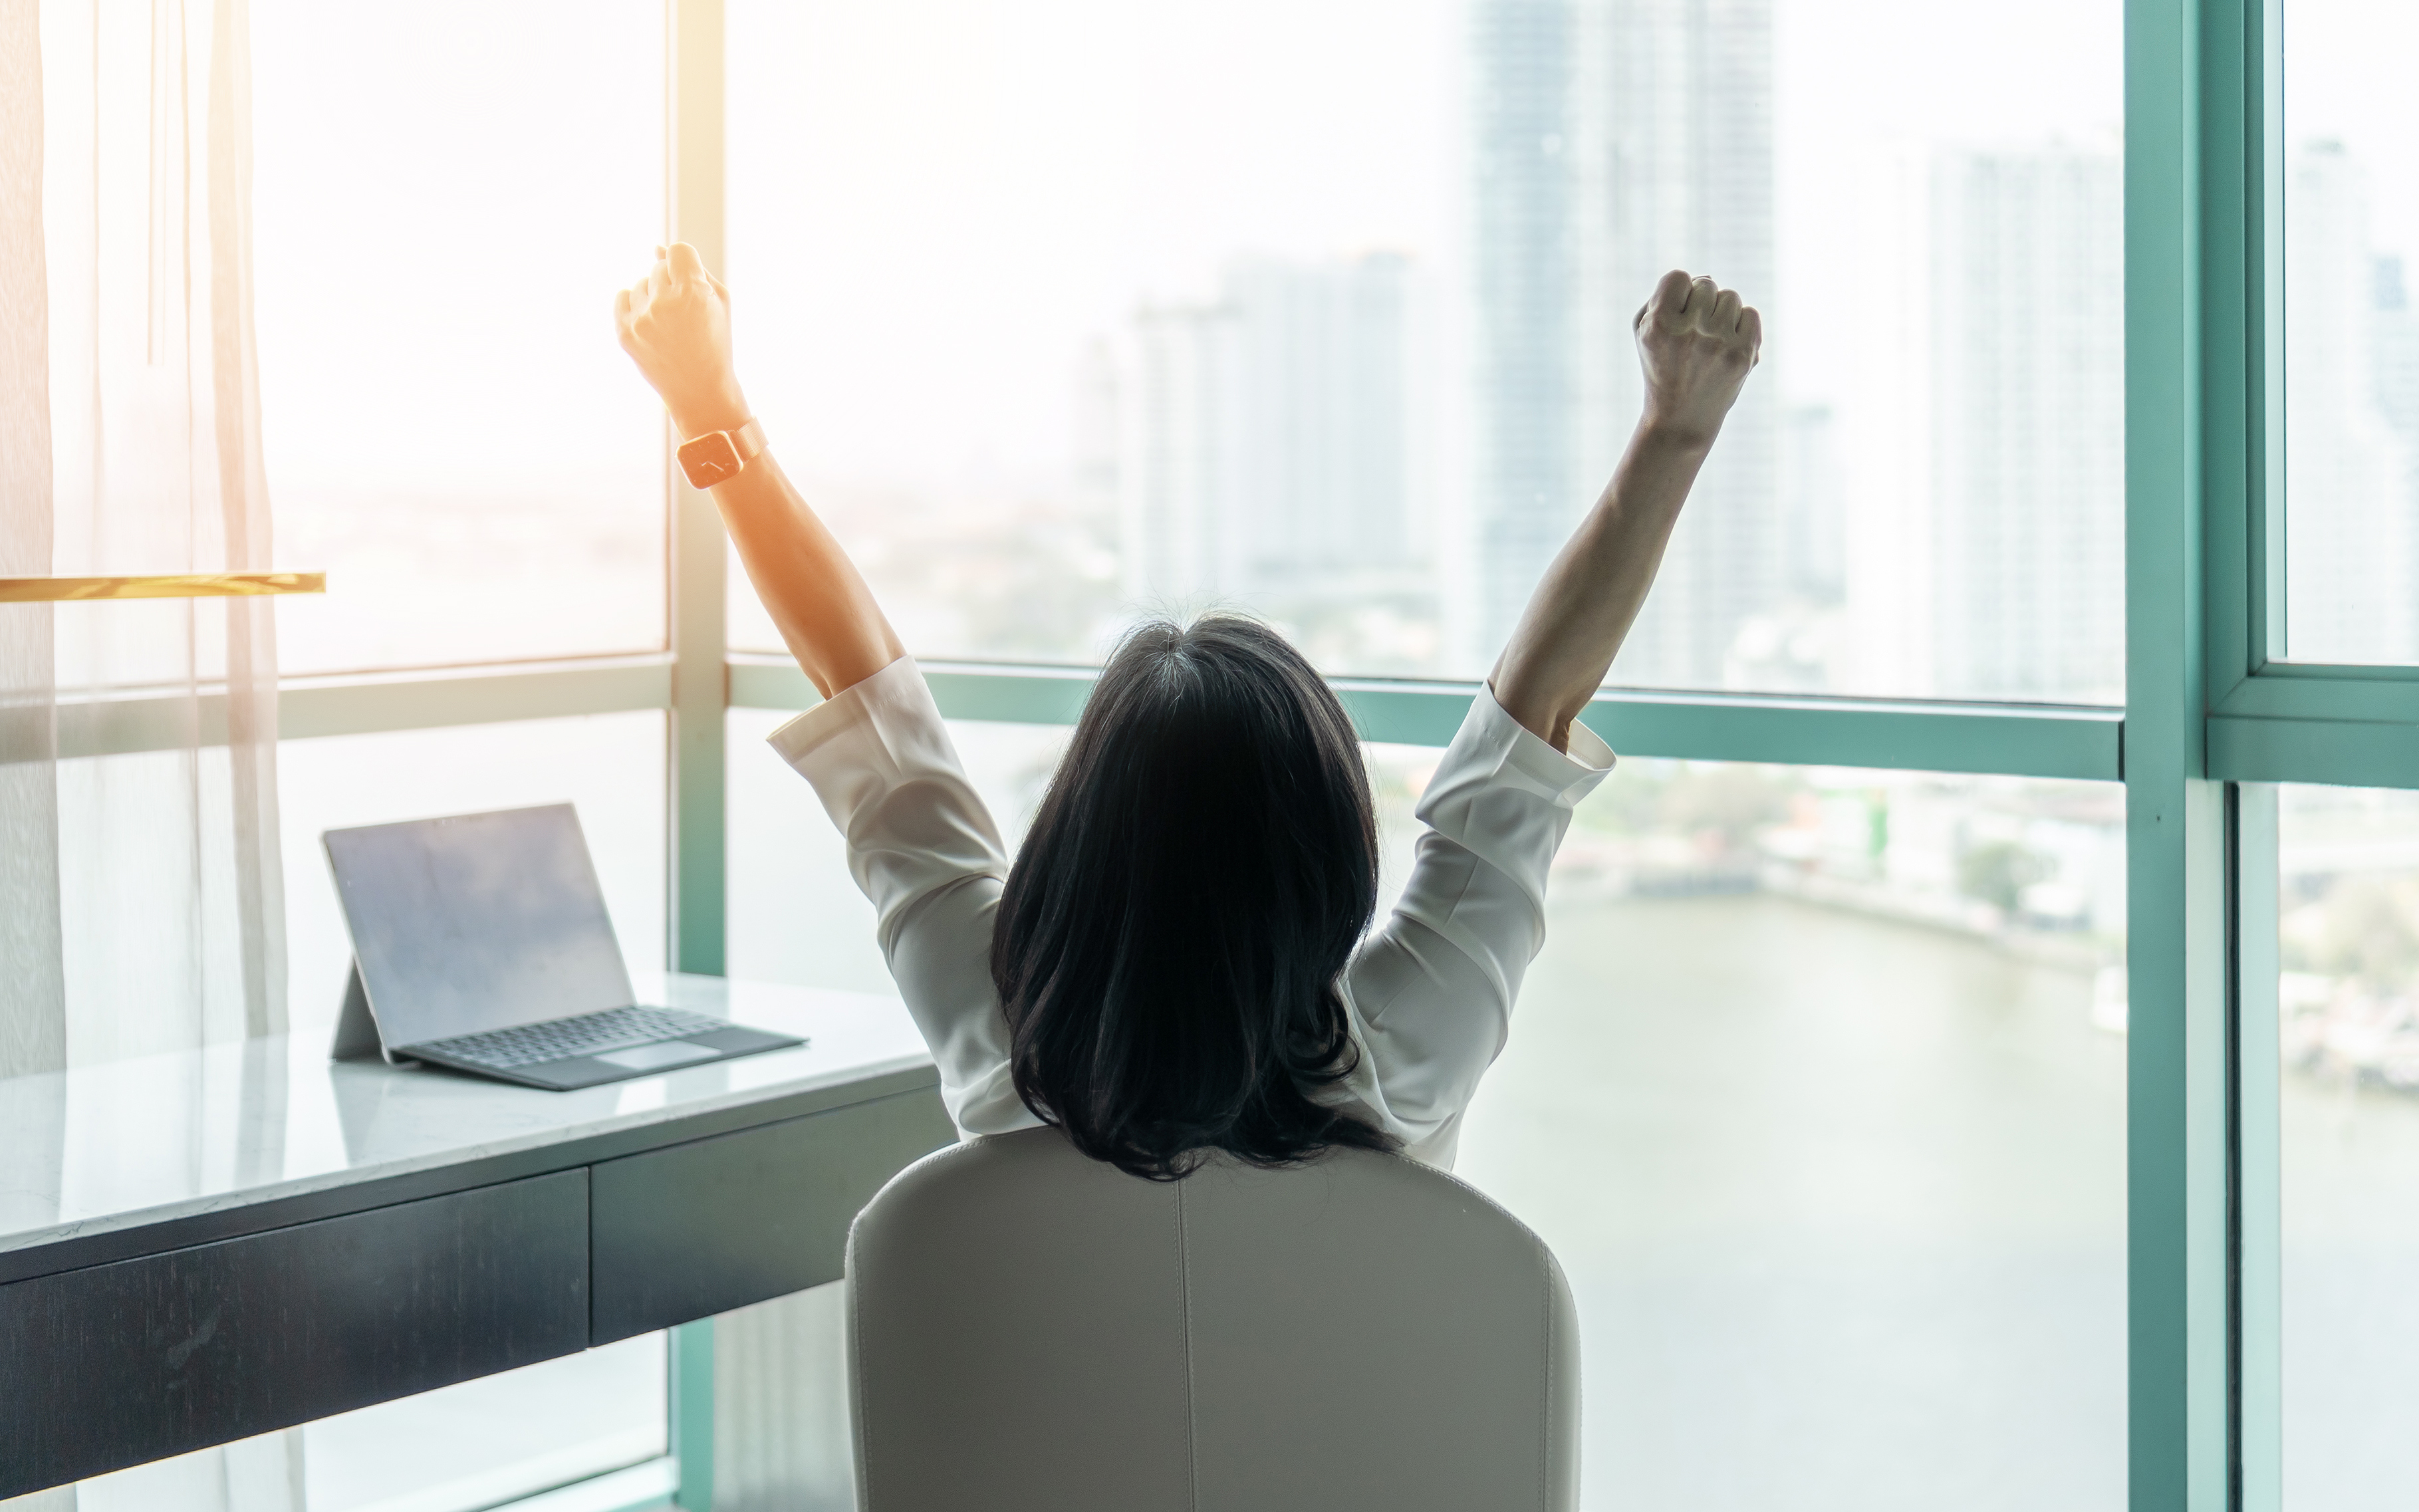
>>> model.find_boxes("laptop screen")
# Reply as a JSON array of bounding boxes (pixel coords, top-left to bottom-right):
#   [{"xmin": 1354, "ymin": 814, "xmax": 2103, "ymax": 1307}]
[{"xmin": 325, "ymin": 803, "xmax": 635, "ymax": 1049}]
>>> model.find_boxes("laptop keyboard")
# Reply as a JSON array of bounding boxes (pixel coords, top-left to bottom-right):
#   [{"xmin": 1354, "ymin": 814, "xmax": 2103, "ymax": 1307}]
[{"xmin": 415, "ymin": 1005, "xmax": 729, "ymax": 1071}]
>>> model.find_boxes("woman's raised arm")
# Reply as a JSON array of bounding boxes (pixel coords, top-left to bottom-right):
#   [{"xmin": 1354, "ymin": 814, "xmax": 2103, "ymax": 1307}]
[
  {"xmin": 1488, "ymin": 269, "xmax": 1762, "ymax": 752},
  {"xmin": 614, "ymin": 242, "xmax": 903, "ymax": 698}
]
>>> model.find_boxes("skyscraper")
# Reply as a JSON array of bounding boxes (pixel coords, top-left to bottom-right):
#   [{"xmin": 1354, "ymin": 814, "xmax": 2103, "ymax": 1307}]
[
  {"xmin": 2370, "ymin": 254, "xmax": 2419, "ymax": 644},
  {"xmin": 1122, "ymin": 301, "xmax": 1241, "ymax": 605},
  {"xmin": 1467, "ymin": 0, "xmax": 1777, "ymax": 685},
  {"xmin": 2285, "ymin": 142, "xmax": 2417, "ymax": 662},
  {"xmin": 1927, "ymin": 146, "xmax": 2126, "ymax": 700},
  {"xmin": 1120, "ymin": 255, "xmax": 1438, "ymax": 664}
]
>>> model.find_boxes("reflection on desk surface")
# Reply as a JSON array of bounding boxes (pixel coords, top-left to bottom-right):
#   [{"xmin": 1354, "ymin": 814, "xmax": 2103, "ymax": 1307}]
[{"xmin": 0, "ymin": 975, "xmax": 931, "ymax": 1257}]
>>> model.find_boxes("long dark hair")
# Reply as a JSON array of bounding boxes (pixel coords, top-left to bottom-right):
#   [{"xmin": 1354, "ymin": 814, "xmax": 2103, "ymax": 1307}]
[{"xmin": 991, "ymin": 616, "xmax": 1398, "ymax": 1180}]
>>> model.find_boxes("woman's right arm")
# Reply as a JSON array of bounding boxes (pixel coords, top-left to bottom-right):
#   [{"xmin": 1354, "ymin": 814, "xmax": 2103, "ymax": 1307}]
[
  {"xmin": 616, "ymin": 245, "xmax": 1031, "ymax": 1138},
  {"xmin": 613, "ymin": 242, "xmax": 902, "ymax": 698}
]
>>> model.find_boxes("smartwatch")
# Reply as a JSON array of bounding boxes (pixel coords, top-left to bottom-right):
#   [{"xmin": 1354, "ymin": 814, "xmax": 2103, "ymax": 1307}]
[{"xmin": 676, "ymin": 418, "xmax": 767, "ymax": 489}]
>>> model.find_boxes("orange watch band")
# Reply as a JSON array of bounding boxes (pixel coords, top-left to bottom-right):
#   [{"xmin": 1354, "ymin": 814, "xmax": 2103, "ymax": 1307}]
[{"xmin": 676, "ymin": 417, "xmax": 767, "ymax": 489}]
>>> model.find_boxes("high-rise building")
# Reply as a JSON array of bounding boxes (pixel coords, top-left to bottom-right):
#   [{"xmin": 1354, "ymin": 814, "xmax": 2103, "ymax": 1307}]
[
  {"xmin": 2284, "ymin": 142, "xmax": 2417, "ymax": 662},
  {"xmin": 1467, "ymin": 0, "xmax": 1777, "ymax": 685},
  {"xmin": 1122, "ymin": 301, "xmax": 1240, "ymax": 606},
  {"xmin": 1926, "ymin": 146, "xmax": 2126, "ymax": 700},
  {"xmin": 2372, "ymin": 254, "xmax": 2419, "ymax": 634},
  {"xmin": 1120, "ymin": 255, "xmax": 1437, "ymax": 664}
]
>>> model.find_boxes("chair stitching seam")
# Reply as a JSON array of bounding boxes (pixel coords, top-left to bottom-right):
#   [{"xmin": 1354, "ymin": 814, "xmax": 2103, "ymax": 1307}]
[
  {"xmin": 851, "ymin": 1241, "xmax": 873, "ymax": 1511},
  {"xmin": 1540, "ymin": 1247, "xmax": 1552, "ymax": 1510},
  {"xmin": 1177, "ymin": 1180, "xmax": 1200, "ymax": 1512}
]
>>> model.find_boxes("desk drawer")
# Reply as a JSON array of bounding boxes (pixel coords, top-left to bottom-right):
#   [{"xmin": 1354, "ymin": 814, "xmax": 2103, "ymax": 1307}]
[
  {"xmin": 589, "ymin": 1086, "xmax": 954, "ymax": 1342},
  {"xmin": 0, "ymin": 1170, "xmax": 588, "ymax": 1499}
]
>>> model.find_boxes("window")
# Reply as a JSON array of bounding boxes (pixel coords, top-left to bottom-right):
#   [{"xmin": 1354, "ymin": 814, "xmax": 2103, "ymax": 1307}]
[
  {"xmin": 265, "ymin": 712, "xmax": 672, "ymax": 1512},
  {"xmin": 1420, "ymin": 757, "xmax": 2128, "ymax": 1507},
  {"xmin": 275, "ymin": 712, "xmax": 670, "ymax": 1032},
  {"xmin": 299, "ymin": 1340, "xmax": 668, "ymax": 1512},
  {"xmin": 727, "ymin": 709, "xmax": 1069, "ymax": 992},
  {"xmin": 2279, "ymin": 2, "xmax": 2419, "ymax": 665},
  {"xmin": 724, "ymin": 0, "xmax": 2124, "ymax": 702},
  {"xmin": 250, "ymin": 0, "xmax": 668, "ymax": 673},
  {"xmin": 43, "ymin": 0, "xmax": 2419, "ymax": 1507},
  {"xmin": 2277, "ymin": 785, "xmax": 2419, "ymax": 1511}
]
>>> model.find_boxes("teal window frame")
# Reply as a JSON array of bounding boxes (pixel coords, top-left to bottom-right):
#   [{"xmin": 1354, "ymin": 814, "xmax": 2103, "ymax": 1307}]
[
  {"xmin": 2195, "ymin": 0, "xmax": 2419, "ymax": 795},
  {"xmin": 35, "ymin": 0, "xmax": 2372, "ymax": 1504}
]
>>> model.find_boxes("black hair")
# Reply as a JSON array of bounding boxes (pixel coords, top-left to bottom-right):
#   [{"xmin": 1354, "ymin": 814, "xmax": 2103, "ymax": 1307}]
[{"xmin": 991, "ymin": 615, "xmax": 1398, "ymax": 1180}]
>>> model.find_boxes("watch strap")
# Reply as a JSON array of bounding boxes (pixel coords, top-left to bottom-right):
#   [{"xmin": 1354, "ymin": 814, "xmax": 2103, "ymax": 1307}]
[{"xmin": 676, "ymin": 417, "xmax": 767, "ymax": 489}]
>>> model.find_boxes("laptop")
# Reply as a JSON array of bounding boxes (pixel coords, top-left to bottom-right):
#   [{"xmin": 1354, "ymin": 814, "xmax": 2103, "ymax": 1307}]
[{"xmin": 324, "ymin": 803, "xmax": 802, "ymax": 1090}]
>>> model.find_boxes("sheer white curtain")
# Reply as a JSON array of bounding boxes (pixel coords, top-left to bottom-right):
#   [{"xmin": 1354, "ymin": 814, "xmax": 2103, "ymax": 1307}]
[
  {"xmin": 1, "ymin": 0, "xmax": 295, "ymax": 1506},
  {"xmin": 3, "ymin": 0, "xmax": 286, "ymax": 1062}
]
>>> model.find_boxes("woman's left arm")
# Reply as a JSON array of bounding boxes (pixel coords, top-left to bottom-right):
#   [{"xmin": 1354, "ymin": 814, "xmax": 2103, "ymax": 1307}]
[
  {"xmin": 1333, "ymin": 686, "xmax": 1614, "ymax": 1163},
  {"xmin": 1488, "ymin": 270, "xmax": 1761, "ymax": 752}
]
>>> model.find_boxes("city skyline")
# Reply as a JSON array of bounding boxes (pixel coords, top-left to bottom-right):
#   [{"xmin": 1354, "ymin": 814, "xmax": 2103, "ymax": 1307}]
[
  {"xmin": 2285, "ymin": 139, "xmax": 2419, "ymax": 665},
  {"xmin": 1096, "ymin": 0, "xmax": 2148, "ymax": 705},
  {"xmin": 1115, "ymin": 252, "xmax": 1444, "ymax": 672}
]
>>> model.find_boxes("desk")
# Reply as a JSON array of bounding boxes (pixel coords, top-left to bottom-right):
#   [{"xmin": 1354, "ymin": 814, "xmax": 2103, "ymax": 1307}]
[{"xmin": 0, "ymin": 977, "xmax": 953, "ymax": 1499}]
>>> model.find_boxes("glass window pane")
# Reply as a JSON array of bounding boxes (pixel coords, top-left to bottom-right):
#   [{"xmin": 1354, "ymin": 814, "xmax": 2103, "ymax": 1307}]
[
  {"xmin": 733, "ymin": 705, "xmax": 2128, "ymax": 1505},
  {"xmin": 68, "ymin": 1340, "xmax": 667, "ymax": 1512},
  {"xmin": 2280, "ymin": 3, "xmax": 2419, "ymax": 665},
  {"xmin": 275, "ymin": 711, "xmax": 668, "ymax": 1043},
  {"xmin": 2279, "ymin": 784, "xmax": 2419, "ymax": 1509},
  {"xmin": 226, "ymin": 711, "xmax": 672, "ymax": 1512},
  {"xmin": 300, "ymin": 1338, "xmax": 667, "ymax": 1512},
  {"xmin": 727, "ymin": 708, "xmax": 1067, "ymax": 991},
  {"xmin": 727, "ymin": 0, "xmax": 2122, "ymax": 701},
  {"xmin": 1435, "ymin": 756, "xmax": 2128, "ymax": 1507},
  {"xmin": 251, "ymin": 2, "xmax": 668, "ymax": 674}
]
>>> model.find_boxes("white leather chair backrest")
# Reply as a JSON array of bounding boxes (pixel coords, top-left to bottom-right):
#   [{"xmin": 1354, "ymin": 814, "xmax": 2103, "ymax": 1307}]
[{"xmin": 846, "ymin": 1125, "xmax": 1579, "ymax": 1512}]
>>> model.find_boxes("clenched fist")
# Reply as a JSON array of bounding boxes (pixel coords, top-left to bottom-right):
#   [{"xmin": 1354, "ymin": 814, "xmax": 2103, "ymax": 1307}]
[
  {"xmin": 615, "ymin": 242, "xmax": 749, "ymax": 438},
  {"xmin": 1633, "ymin": 270, "xmax": 1761, "ymax": 449}
]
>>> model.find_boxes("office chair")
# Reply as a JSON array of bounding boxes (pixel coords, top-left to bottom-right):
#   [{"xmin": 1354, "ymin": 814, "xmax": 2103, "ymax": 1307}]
[{"xmin": 845, "ymin": 1125, "xmax": 1579, "ymax": 1511}]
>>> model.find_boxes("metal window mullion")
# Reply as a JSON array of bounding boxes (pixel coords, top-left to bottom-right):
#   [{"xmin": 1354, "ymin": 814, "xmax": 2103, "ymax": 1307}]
[
  {"xmin": 664, "ymin": 3, "xmax": 726, "ymax": 1505},
  {"xmin": 2129, "ymin": 1, "xmax": 2234, "ymax": 1509},
  {"xmin": 2253, "ymin": 0, "xmax": 2287, "ymax": 668},
  {"xmin": 668, "ymin": 0, "xmax": 727, "ymax": 977},
  {"xmin": 2201, "ymin": 0, "xmax": 2275, "ymax": 709},
  {"xmin": 725, "ymin": 654, "xmax": 2126, "ymax": 781},
  {"xmin": 2232, "ymin": 783, "xmax": 2283, "ymax": 1512},
  {"xmin": 2213, "ymin": 660, "xmax": 2419, "ymax": 721},
  {"xmin": 2209, "ymin": 712, "xmax": 2419, "ymax": 790},
  {"xmin": 669, "ymin": 1318, "xmax": 717, "ymax": 1511}
]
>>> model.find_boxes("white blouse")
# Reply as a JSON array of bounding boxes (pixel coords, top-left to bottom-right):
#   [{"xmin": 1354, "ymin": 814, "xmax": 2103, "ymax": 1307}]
[{"xmin": 769, "ymin": 655, "xmax": 1615, "ymax": 1171}]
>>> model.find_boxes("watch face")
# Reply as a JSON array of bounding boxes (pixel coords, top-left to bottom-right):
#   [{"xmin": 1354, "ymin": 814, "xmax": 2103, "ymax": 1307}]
[{"xmin": 679, "ymin": 431, "xmax": 742, "ymax": 487}]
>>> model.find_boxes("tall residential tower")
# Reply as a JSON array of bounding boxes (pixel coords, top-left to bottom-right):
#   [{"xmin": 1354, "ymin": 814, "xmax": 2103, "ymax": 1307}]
[{"xmin": 1467, "ymin": 0, "xmax": 1777, "ymax": 686}]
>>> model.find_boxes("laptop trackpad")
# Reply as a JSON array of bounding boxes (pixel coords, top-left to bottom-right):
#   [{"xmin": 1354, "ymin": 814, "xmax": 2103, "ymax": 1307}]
[{"xmin": 593, "ymin": 1041, "xmax": 721, "ymax": 1071}]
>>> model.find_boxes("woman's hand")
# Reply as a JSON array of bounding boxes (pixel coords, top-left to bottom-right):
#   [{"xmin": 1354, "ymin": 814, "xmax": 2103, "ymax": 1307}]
[
  {"xmin": 1633, "ymin": 269, "xmax": 1761, "ymax": 449},
  {"xmin": 614, "ymin": 242, "xmax": 750, "ymax": 438}
]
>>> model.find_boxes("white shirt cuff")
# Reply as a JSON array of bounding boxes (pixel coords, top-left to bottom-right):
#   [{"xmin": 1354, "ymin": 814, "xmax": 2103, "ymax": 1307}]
[
  {"xmin": 1467, "ymin": 683, "xmax": 1616, "ymax": 808},
  {"xmin": 765, "ymin": 654, "xmax": 928, "ymax": 772}
]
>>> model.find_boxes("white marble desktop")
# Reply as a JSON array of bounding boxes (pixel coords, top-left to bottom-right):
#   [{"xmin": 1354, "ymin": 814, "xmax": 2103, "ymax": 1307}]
[{"xmin": 0, "ymin": 975, "xmax": 934, "ymax": 1257}]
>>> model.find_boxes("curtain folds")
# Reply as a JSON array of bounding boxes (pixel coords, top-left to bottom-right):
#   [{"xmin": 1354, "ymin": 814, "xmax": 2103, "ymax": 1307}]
[
  {"xmin": 5, "ymin": 0, "xmax": 287, "ymax": 1067},
  {"xmin": 1, "ymin": 0, "xmax": 66, "ymax": 1078},
  {"xmin": 1, "ymin": 1, "xmax": 295, "ymax": 1505}
]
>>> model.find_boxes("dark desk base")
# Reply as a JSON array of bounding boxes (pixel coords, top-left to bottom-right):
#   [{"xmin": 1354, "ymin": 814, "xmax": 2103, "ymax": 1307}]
[{"xmin": 1, "ymin": 1082, "xmax": 952, "ymax": 1498}]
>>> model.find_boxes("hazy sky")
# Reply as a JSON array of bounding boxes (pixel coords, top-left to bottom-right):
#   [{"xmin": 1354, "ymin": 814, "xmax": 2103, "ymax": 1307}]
[
  {"xmin": 2284, "ymin": 0, "xmax": 2419, "ymax": 261},
  {"xmin": 727, "ymin": 0, "xmax": 2130, "ymax": 489},
  {"xmin": 252, "ymin": 0, "xmax": 2405, "ymax": 494}
]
